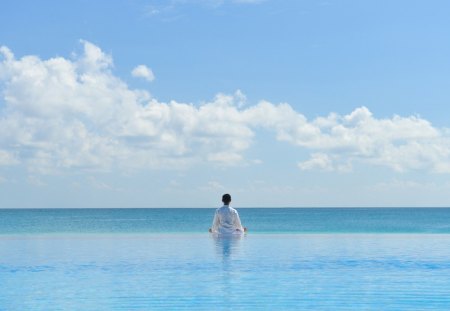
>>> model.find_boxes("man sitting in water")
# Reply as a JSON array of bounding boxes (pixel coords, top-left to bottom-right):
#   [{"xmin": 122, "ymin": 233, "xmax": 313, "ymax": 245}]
[{"xmin": 209, "ymin": 194, "xmax": 247, "ymax": 234}]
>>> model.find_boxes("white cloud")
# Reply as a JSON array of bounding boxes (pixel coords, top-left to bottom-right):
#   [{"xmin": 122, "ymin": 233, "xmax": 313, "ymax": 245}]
[
  {"xmin": 131, "ymin": 65, "xmax": 155, "ymax": 82},
  {"xmin": 0, "ymin": 46, "xmax": 14, "ymax": 61},
  {"xmin": 298, "ymin": 153, "xmax": 351, "ymax": 172},
  {"xmin": 143, "ymin": 0, "xmax": 266, "ymax": 18},
  {"xmin": 88, "ymin": 176, "xmax": 123, "ymax": 192},
  {"xmin": 0, "ymin": 150, "xmax": 18, "ymax": 166},
  {"xmin": 242, "ymin": 102, "xmax": 450, "ymax": 173},
  {"xmin": 1, "ymin": 41, "xmax": 450, "ymax": 175},
  {"xmin": 298, "ymin": 153, "xmax": 333, "ymax": 171},
  {"xmin": 199, "ymin": 180, "xmax": 225, "ymax": 191},
  {"xmin": 0, "ymin": 41, "xmax": 254, "ymax": 172}
]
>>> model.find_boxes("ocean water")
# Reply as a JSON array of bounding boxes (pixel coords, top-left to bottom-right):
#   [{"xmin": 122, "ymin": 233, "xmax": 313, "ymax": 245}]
[
  {"xmin": 1, "ymin": 208, "xmax": 450, "ymax": 310},
  {"xmin": 2, "ymin": 208, "xmax": 450, "ymax": 234}
]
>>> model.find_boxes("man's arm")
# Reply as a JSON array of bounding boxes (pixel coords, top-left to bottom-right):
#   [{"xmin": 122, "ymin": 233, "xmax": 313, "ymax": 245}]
[
  {"xmin": 233, "ymin": 211, "xmax": 246, "ymax": 232},
  {"xmin": 210, "ymin": 211, "xmax": 220, "ymax": 233}
]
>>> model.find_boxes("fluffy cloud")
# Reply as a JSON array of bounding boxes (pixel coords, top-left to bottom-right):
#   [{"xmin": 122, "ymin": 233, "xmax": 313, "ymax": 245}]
[
  {"xmin": 293, "ymin": 107, "xmax": 449, "ymax": 173},
  {"xmin": 1, "ymin": 41, "xmax": 450, "ymax": 175},
  {"xmin": 131, "ymin": 65, "xmax": 155, "ymax": 82},
  {"xmin": 0, "ymin": 42, "xmax": 254, "ymax": 173},
  {"xmin": 298, "ymin": 153, "xmax": 333, "ymax": 171}
]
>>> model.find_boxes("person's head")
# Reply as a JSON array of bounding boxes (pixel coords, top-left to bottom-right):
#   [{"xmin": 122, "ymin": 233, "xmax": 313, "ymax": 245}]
[{"xmin": 222, "ymin": 193, "xmax": 231, "ymax": 205}]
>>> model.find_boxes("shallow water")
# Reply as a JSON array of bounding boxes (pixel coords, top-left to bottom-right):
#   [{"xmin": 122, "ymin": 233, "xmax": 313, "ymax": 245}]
[
  {"xmin": 2, "ymin": 208, "xmax": 450, "ymax": 309},
  {"xmin": 2, "ymin": 233, "xmax": 450, "ymax": 310}
]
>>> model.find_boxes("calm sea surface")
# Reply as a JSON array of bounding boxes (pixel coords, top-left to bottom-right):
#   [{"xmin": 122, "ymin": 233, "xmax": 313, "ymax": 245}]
[
  {"xmin": 2, "ymin": 208, "xmax": 450, "ymax": 234},
  {"xmin": 1, "ymin": 208, "xmax": 450, "ymax": 310}
]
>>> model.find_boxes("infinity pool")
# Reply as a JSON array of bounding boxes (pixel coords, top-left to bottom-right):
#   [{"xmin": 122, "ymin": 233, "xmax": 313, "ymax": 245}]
[{"xmin": 2, "ymin": 233, "xmax": 450, "ymax": 310}]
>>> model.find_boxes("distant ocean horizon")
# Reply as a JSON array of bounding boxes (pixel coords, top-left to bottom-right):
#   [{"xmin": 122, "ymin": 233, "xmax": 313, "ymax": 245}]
[{"xmin": 2, "ymin": 207, "xmax": 450, "ymax": 235}]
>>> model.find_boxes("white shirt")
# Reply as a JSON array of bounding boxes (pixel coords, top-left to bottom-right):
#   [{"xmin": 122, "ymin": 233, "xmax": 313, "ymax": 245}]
[{"xmin": 211, "ymin": 205, "xmax": 245, "ymax": 234}]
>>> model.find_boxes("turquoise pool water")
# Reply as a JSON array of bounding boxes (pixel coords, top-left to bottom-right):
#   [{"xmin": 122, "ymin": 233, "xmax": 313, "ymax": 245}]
[{"xmin": 1, "ymin": 208, "xmax": 450, "ymax": 310}]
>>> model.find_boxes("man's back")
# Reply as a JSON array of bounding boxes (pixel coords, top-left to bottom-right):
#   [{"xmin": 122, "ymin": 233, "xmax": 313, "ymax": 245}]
[{"xmin": 211, "ymin": 205, "xmax": 244, "ymax": 234}]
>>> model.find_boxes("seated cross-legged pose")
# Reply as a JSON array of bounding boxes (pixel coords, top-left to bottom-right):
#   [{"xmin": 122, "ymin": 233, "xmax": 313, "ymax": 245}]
[{"xmin": 209, "ymin": 194, "xmax": 247, "ymax": 234}]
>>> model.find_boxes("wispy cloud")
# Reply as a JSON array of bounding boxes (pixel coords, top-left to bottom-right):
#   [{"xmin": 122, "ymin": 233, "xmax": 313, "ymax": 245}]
[
  {"xmin": 199, "ymin": 180, "xmax": 226, "ymax": 191},
  {"xmin": 88, "ymin": 176, "xmax": 123, "ymax": 192},
  {"xmin": 27, "ymin": 175, "xmax": 47, "ymax": 187},
  {"xmin": 144, "ymin": 0, "xmax": 267, "ymax": 18},
  {"xmin": 1, "ymin": 41, "xmax": 450, "ymax": 175},
  {"xmin": 132, "ymin": 65, "xmax": 155, "ymax": 82},
  {"xmin": 232, "ymin": 0, "xmax": 266, "ymax": 4}
]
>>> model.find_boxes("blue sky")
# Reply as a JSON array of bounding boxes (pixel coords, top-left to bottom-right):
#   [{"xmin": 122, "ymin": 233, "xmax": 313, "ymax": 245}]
[{"xmin": 1, "ymin": 0, "xmax": 450, "ymax": 207}]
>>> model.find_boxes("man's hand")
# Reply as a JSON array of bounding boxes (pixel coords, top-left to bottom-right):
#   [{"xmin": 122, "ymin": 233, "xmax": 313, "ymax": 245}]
[
  {"xmin": 208, "ymin": 228, "xmax": 212, "ymax": 233},
  {"xmin": 244, "ymin": 227, "xmax": 248, "ymax": 232}
]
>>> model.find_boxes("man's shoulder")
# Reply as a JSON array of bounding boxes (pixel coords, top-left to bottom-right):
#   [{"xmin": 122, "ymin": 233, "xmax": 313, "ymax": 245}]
[
  {"xmin": 216, "ymin": 206, "xmax": 225, "ymax": 212},
  {"xmin": 229, "ymin": 206, "xmax": 239, "ymax": 214},
  {"xmin": 217, "ymin": 205, "xmax": 237, "ymax": 212}
]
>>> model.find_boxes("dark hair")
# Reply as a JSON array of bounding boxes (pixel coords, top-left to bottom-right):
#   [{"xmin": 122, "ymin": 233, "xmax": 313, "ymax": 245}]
[{"xmin": 222, "ymin": 193, "xmax": 231, "ymax": 204}]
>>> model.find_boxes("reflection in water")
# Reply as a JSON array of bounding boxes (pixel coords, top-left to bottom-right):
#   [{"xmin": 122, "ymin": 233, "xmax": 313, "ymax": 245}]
[
  {"xmin": 211, "ymin": 234, "xmax": 245, "ymax": 299},
  {"xmin": 211, "ymin": 234, "xmax": 244, "ymax": 260}
]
